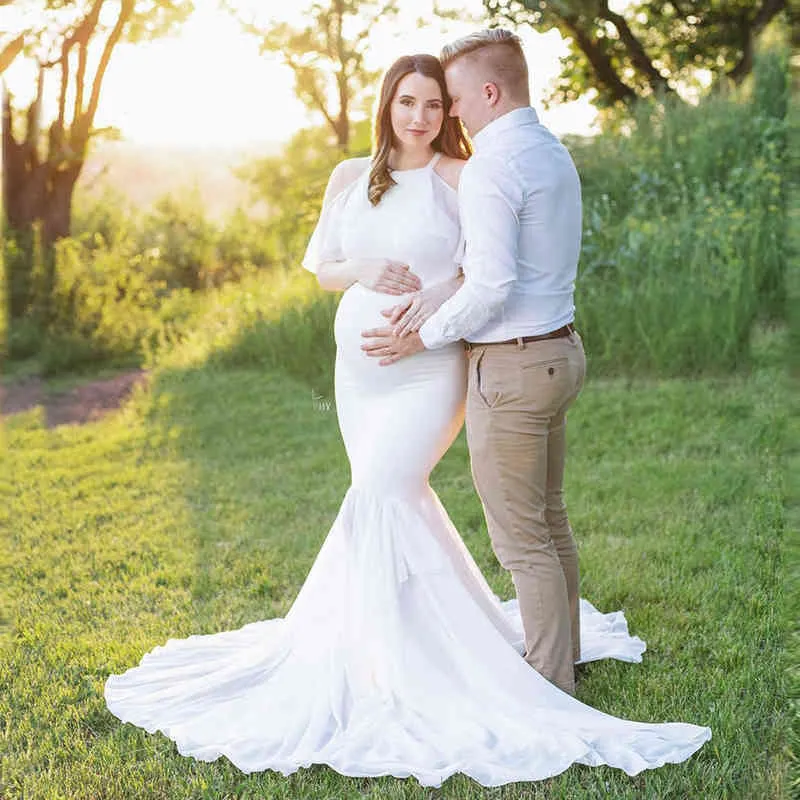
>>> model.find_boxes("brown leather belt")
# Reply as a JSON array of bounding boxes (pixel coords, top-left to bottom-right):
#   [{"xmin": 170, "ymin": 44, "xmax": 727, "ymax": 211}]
[{"xmin": 464, "ymin": 323, "xmax": 575, "ymax": 351}]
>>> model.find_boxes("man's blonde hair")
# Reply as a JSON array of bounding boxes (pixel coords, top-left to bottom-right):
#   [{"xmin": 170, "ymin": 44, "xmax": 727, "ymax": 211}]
[{"xmin": 440, "ymin": 29, "xmax": 529, "ymax": 101}]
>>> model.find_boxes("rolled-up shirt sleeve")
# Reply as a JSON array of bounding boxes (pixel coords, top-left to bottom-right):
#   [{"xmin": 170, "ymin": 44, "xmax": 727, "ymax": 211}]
[{"xmin": 419, "ymin": 155, "xmax": 524, "ymax": 349}]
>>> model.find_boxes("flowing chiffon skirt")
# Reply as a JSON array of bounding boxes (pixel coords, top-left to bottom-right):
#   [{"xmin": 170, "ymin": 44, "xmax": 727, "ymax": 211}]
[{"xmin": 105, "ymin": 285, "xmax": 710, "ymax": 786}]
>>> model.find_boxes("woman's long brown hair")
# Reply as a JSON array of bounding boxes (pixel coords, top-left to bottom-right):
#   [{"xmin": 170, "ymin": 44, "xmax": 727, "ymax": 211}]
[{"xmin": 369, "ymin": 54, "xmax": 471, "ymax": 206}]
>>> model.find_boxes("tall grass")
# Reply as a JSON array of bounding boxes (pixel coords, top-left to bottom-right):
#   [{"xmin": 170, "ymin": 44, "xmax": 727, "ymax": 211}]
[
  {"xmin": 159, "ymin": 269, "xmax": 338, "ymax": 391},
  {"xmin": 570, "ymin": 47, "xmax": 789, "ymax": 375}
]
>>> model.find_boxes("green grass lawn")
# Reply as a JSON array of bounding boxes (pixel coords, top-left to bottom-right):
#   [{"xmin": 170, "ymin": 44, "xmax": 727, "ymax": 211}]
[{"xmin": 2, "ymin": 329, "xmax": 792, "ymax": 799}]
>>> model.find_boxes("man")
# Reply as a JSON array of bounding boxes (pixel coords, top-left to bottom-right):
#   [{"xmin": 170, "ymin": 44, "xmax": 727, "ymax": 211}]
[{"xmin": 362, "ymin": 29, "xmax": 585, "ymax": 696}]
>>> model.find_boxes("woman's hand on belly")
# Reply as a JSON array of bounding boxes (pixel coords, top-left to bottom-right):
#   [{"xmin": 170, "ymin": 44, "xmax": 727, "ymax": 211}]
[
  {"xmin": 356, "ymin": 259, "xmax": 422, "ymax": 295},
  {"xmin": 317, "ymin": 258, "xmax": 421, "ymax": 294}
]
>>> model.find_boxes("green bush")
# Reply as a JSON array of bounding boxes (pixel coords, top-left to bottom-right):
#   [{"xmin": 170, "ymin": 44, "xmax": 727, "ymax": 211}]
[
  {"xmin": 570, "ymin": 48, "xmax": 788, "ymax": 375},
  {"xmin": 6, "ymin": 188, "xmax": 282, "ymax": 373},
  {"xmin": 7, "ymin": 315, "xmax": 44, "ymax": 361},
  {"xmin": 72, "ymin": 187, "xmax": 134, "ymax": 250},
  {"xmin": 43, "ymin": 236, "xmax": 167, "ymax": 369},
  {"xmin": 215, "ymin": 207, "xmax": 277, "ymax": 284}
]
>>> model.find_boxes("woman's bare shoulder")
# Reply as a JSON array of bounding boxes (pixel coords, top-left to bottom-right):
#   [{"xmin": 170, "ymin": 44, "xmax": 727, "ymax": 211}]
[
  {"xmin": 331, "ymin": 156, "xmax": 371, "ymax": 183},
  {"xmin": 434, "ymin": 155, "xmax": 468, "ymax": 190},
  {"xmin": 325, "ymin": 156, "xmax": 371, "ymax": 200}
]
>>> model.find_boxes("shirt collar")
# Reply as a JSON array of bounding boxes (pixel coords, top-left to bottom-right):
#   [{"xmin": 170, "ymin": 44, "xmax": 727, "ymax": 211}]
[{"xmin": 472, "ymin": 106, "xmax": 539, "ymax": 149}]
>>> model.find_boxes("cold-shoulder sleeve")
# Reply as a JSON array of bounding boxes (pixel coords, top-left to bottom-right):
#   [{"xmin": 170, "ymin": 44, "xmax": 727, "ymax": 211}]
[{"xmin": 301, "ymin": 159, "xmax": 368, "ymax": 274}]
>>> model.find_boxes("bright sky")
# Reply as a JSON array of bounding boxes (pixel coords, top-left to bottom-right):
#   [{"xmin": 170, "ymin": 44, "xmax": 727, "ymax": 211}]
[{"xmin": 2, "ymin": 0, "xmax": 598, "ymax": 148}]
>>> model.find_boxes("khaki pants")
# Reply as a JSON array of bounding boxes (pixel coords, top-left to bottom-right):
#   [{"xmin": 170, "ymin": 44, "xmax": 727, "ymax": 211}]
[{"xmin": 466, "ymin": 332, "xmax": 586, "ymax": 695}]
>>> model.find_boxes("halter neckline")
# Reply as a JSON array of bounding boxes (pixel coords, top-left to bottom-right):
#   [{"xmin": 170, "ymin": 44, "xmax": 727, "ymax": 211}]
[{"xmin": 389, "ymin": 152, "xmax": 441, "ymax": 174}]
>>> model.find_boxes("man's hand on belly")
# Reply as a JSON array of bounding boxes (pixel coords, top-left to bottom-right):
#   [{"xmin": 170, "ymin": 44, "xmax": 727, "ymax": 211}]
[
  {"xmin": 361, "ymin": 328, "xmax": 425, "ymax": 365},
  {"xmin": 383, "ymin": 274, "xmax": 464, "ymax": 338}
]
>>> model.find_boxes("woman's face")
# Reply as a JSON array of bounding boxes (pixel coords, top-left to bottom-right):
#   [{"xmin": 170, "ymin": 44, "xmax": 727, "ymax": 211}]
[{"xmin": 389, "ymin": 71, "xmax": 444, "ymax": 151}]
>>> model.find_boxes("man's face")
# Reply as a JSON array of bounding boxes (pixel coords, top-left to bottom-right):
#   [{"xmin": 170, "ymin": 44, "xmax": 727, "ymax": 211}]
[{"xmin": 444, "ymin": 59, "xmax": 490, "ymax": 138}]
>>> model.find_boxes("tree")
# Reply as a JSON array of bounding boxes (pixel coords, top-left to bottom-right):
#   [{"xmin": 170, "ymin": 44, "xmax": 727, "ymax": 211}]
[
  {"xmin": 227, "ymin": 0, "xmax": 398, "ymax": 153},
  {"xmin": 483, "ymin": 0, "xmax": 788, "ymax": 109},
  {"xmin": 2, "ymin": 0, "xmax": 192, "ymax": 250}
]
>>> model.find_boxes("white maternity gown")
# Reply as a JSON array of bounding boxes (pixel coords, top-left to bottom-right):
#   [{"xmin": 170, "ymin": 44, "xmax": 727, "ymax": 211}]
[{"xmin": 105, "ymin": 154, "xmax": 710, "ymax": 787}]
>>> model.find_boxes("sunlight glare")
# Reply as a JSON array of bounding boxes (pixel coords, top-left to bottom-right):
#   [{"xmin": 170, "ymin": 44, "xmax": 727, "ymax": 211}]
[{"xmin": 2, "ymin": 0, "xmax": 598, "ymax": 147}]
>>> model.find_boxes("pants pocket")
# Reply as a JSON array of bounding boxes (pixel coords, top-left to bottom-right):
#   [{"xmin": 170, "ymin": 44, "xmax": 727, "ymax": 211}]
[
  {"xmin": 520, "ymin": 356, "xmax": 575, "ymax": 415},
  {"xmin": 472, "ymin": 350, "xmax": 501, "ymax": 408}
]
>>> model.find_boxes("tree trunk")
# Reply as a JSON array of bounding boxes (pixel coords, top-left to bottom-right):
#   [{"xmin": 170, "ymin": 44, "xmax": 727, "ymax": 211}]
[
  {"xmin": 0, "ymin": 34, "xmax": 24, "ymax": 75},
  {"xmin": 3, "ymin": 121, "xmax": 77, "ymax": 245},
  {"xmin": 3, "ymin": 92, "xmax": 83, "ymax": 317},
  {"xmin": 556, "ymin": 13, "xmax": 638, "ymax": 105},
  {"xmin": 601, "ymin": 5, "xmax": 674, "ymax": 97},
  {"xmin": 335, "ymin": 103, "xmax": 349, "ymax": 152},
  {"xmin": 3, "ymin": 149, "xmax": 48, "ymax": 235},
  {"xmin": 44, "ymin": 165, "xmax": 80, "ymax": 244},
  {"xmin": 728, "ymin": 0, "xmax": 787, "ymax": 83}
]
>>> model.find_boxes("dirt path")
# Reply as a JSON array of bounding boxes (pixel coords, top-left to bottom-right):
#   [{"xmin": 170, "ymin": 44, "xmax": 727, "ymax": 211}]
[{"xmin": 1, "ymin": 369, "xmax": 149, "ymax": 428}]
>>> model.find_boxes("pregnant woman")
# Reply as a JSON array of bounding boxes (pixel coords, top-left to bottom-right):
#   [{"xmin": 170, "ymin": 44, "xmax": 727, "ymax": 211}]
[{"xmin": 105, "ymin": 54, "xmax": 710, "ymax": 787}]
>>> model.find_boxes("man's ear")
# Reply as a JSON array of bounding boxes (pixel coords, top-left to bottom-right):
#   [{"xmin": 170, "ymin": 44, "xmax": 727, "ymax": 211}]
[{"xmin": 483, "ymin": 82, "xmax": 500, "ymax": 107}]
